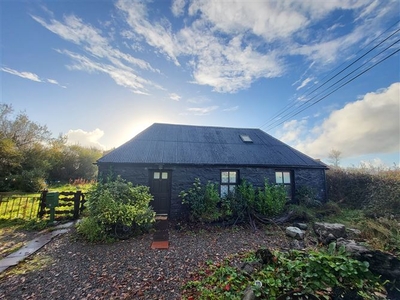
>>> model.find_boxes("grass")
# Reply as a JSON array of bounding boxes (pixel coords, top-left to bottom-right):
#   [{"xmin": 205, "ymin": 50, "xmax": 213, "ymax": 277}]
[{"xmin": 0, "ymin": 254, "xmax": 54, "ymax": 279}]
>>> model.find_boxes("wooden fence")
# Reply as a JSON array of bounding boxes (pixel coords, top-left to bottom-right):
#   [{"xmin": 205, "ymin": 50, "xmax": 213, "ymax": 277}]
[
  {"xmin": 38, "ymin": 190, "xmax": 86, "ymax": 221},
  {"xmin": 0, "ymin": 193, "xmax": 40, "ymax": 220},
  {"xmin": 0, "ymin": 191, "xmax": 86, "ymax": 221}
]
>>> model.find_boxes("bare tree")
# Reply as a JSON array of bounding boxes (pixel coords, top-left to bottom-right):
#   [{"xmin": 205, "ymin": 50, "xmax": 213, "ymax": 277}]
[{"xmin": 328, "ymin": 149, "xmax": 342, "ymax": 167}]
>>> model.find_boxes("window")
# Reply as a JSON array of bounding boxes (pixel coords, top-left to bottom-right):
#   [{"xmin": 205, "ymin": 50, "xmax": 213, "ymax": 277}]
[
  {"xmin": 240, "ymin": 134, "xmax": 253, "ymax": 143},
  {"xmin": 154, "ymin": 172, "xmax": 168, "ymax": 179},
  {"xmin": 275, "ymin": 171, "xmax": 293, "ymax": 199},
  {"xmin": 220, "ymin": 170, "xmax": 238, "ymax": 196}
]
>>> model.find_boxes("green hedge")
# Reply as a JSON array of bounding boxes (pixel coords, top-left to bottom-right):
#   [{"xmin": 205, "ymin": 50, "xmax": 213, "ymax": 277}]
[{"xmin": 326, "ymin": 168, "xmax": 400, "ymax": 217}]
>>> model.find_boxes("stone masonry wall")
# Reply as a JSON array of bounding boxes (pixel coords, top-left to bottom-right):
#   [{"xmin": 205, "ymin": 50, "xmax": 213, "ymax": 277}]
[{"xmin": 98, "ymin": 163, "xmax": 326, "ymax": 219}]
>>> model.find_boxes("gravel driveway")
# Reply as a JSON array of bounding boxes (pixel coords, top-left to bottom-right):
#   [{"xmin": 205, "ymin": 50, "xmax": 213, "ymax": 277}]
[{"xmin": 0, "ymin": 224, "xmax": 288, "ymax": 300}]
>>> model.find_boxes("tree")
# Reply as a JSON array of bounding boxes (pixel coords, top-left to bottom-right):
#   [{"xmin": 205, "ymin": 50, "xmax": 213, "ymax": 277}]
[
  {"xmin": 0, "ymin": 103, "xmax": 103, "ymax": 191},
  {"xmin": 0, "ymin": 104, "xmax": 51, "ymax": 149},
  {"xmin": 328, "ymin": 149, "xmax": 342, "ymax": 168}
]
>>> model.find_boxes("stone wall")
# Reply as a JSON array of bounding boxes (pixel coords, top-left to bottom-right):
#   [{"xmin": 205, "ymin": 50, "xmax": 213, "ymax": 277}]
[{"xmin": 98, "ymin": 163, "xmax": 327, "ymax": 218}]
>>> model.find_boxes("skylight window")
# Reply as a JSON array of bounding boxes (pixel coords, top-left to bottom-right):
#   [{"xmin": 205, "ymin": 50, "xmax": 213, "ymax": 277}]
[{"xmin": 240, "ymin": 134, "xmax": 253, "ymax": 143}]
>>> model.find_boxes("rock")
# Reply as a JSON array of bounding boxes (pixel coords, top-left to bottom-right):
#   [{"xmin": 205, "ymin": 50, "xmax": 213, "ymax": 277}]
[
  {"xmin": 337, "ymin": 238, "xmax": 400, "ymax": 281},
  {"xmin": 336, "ymin": 238, "xmax": 369, "ymax": 253},
  {"xmin": 240, "ymin": 262, "xmax": 255, "ymax": 275},
  {"xmin": 289, "ymin": 239, "xmax": 304, "ymax": 250},
  {"xmin": 242, "ymin": 286, "xmax": 255, "ymax": 300},
  {"xmin": 314, "ymin": 222, "xmax": 346, "ymax": 244},
  {"xmin": 286, "ymin": 226, "xmax": 305, "ymax": 240},
  {"xmin": 347, "ymin": 228, "xmax": 361, "ymax": 237},
  {"xmin": 294, "ymin": 222, "xmax": 308, "ymax": 230}
]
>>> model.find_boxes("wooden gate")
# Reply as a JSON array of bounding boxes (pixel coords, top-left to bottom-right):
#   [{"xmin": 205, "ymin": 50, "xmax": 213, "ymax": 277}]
[{"xmin": 38, "ymin": 190, "xmax": 86, "ymax": 221}]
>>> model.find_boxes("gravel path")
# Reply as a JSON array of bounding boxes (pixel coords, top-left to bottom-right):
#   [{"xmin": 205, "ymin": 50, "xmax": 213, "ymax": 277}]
[{"xmin": 0, "ymin": 224, "xmax": 288, "ymax": 300}]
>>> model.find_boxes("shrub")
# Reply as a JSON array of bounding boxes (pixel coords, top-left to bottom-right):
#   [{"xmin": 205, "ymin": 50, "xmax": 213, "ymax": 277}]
[
  {"xmin": 327, "ymin": 168, "xmax": 400, "ymax": 217},
  {"xmin": 76, "ymin": 217, "xmax": 106, "ymax": 242},
  {"xmin": 180, "ymin": 178, "xmax": 221, "ymax": 222},
  {"xmin": 183, "ymin": 244, "xmax": 386, "ymax": 300},
  {"xmin": 295, "ymin": 185, "xmax": 321, "ymax": 207},
  {"xmin": 77, "ymin": 176, "xmax": 155, "ymax": 242},
  {"xmin": 256, "ymin": 179, "xmax": 287, "ymax": 216},
  {"xmin": 181, "ymin": 178, "xmax": 287, "ymax": 224}
]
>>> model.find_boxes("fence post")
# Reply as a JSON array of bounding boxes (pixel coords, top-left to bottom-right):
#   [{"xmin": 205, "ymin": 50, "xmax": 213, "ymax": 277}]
[
  {"xmin": 80, "ymin": 193, "xmax": 86, "ymax": 214},
  {"xmin": 38, "ymin": 190, "xmax": 47, "ymax": 219},
  {"xmin": 73, "ymin": 191, "xmax": 81, "ymax": 220}
]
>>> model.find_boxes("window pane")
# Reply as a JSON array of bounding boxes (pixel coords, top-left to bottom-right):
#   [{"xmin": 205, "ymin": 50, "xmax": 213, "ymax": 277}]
[
  {"xmin": 221, "ymin": 185, "xmax": 228, "ymax": 196},
  {"xmin": 154, "ymin": 172, "xmax": 160, "ymax": 179},
  {"xmin": 162, "ymin": 172, "xmax": 168, "ymax": 179},
  {"xmin": 283, "ymin": 172, "xmax": 291, "ymax": 183},
  {"xmin": 221, "ymin": 171, "xmax": 229, "ymax": 183},
  {"xmin": 228, "ymin": 185, "xmax": 236, "ymax": 193},
  {"xmin": 229, "ymin": 171, "xmax": 237, "ymax": 183},
  {"xmin": 275, "ymin": 172, "xmax": 283, "ymax": 184}
]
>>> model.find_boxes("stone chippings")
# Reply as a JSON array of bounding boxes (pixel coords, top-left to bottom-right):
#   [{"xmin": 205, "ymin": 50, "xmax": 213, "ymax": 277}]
[{"xmin": 0, "ymin": 225, "xmax": 288, "ymax": 300}]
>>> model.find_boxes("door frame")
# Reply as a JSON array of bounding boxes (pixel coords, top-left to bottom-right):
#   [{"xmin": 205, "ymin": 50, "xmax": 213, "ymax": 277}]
[{"xmin": 148, "ymin": 169, "xmax": 172, "ymax": 215}]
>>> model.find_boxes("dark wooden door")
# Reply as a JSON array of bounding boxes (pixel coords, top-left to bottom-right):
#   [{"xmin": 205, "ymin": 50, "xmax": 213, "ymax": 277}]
[{"xmin": 149, "ymin": 171, "xmax": 171, "ymax": 215}]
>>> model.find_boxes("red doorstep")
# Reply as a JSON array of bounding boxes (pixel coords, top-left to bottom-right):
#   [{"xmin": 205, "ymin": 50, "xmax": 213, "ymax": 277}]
[{"xmin": 151, "ymin": 241, "xmax": 169, "ymax": 249}]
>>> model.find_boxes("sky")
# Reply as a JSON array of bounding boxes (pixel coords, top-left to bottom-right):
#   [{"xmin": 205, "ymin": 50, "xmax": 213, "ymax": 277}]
[{"xmin": 1, "ymin": 0, "xmax": 399, "ymax": 168}]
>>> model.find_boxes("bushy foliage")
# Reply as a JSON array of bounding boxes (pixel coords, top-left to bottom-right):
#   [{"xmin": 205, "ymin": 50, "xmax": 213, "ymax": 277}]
[
  {"xmin": 180, "ymin": 178, "xmax": 287, "ymax": 224},
  {"xmin": 295, "ymin": 185, "xmax": 322, "ymax": 207},
  {"xmin": 183, "ymin": 244, "xmax": 385, "ymax": 300},
  {"xmin": 180, "ymin": 178, "xmax": 221, "ymax": 222},
  {"xmin": 256, "ymin": 180, "xmax": 287, "ymax": 216},
  {"xmin": 0, "ymin": 103, "xmax": 103, "ymax": 192},
  {"xmin": 327, "ymin": 168, "xmax": 400, "ymax": 217},
  {"xmin": 77, "ymin": 176, "xmax": 155, "ymax": 241}
]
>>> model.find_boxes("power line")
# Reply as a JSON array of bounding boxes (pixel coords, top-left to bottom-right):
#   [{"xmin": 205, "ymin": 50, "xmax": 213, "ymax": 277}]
[
  {"xmin": 265, "ymin": 47, "xmax": 400, "ymax": 131},
  {"xmin": 263, "ymin": 37, "xmax": 400, "ymax": 131},
  {"xmin": 259, "ymin": 19, "xmax": 400, "ymax": 130}
]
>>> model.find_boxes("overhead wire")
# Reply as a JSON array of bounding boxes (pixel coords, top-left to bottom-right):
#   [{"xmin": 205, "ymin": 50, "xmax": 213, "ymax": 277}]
[
  {"xmin": 259, "ymin": 19, "xmax": 400, "ymax": 131},
  {"xmin": 263, "ymin": 36, "xmax": 400, "ymax": 131},
  {"xmin": 265, "ymin": 47, "xmax": 400, "ymax": 131}
]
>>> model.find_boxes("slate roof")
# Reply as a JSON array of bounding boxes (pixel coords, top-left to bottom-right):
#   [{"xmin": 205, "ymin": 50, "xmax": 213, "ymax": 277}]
[{"xmin": 97, "ymin": 123, "xmax": 327, "ymax": 168}]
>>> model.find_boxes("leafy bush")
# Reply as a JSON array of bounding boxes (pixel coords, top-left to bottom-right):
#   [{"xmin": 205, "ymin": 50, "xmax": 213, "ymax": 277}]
[
  {"xmin": 327, "ymin": 168, "xmax": 400, "ymax": 217},
  {"xmin": 77, "ymin": 176, "xmax": 155, "ymax": 242},
  {"xmin": 256, "ymin": 180, "xmax": 287, "ymax": 216},
  {"xmin": 181, "ymin": 178, "xmax": 287, "ymax": 225},
  {"xmin": 229, "ymin": 179, "xmax": 287, "ymax": 227},
  {"xmin": 180, "ymin": 178, "xmax": 221, "ymax": 222},
  {"xmin": 295, "ymin": 185, "xmax": 321, "ymax": 207},
  {"xmin": 183, "ymin": 244, "xmax": 385, "ymax": 300}
]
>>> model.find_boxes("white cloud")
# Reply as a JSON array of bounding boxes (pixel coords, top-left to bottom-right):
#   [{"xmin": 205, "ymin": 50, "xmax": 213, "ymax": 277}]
[
  {"xmin": 47, "ymin": 78, "xmax": 66, "ymax": 88},
  {"xmin": 66, "ymin": 128, "xmax": 106, "ymax": 149},
  {"xmin": 223, "ymin": 106, "xmax": 239, "ymax": 112},
  {"xmin": 1, "ymin": 67, "xmax": 42, "ymax": 82},
  {"xmin": 169, "ymin": 93, "xmax": 181, "ymax": 101},
  {"xmin": 279, "ymin": 119, "xmax": 308, "ymax": 143},
  {"xmin": 292, "ymin": 82, "xmax": 400, "ymax": 158},
  {"xmin": 1, "ymin": 67, "xmax": 66, "ymax": 88},
  {"xmin": 116, "ymin": 0, "xmax": 180, "ymax": 66},
  {"xmin": 187, "ymin": 96, "xmax": 211, "ymax": 104},
  {"xmin": 32, "ymin": 12, "xmax": 160, "ymax": 94},
  {"xmin": 187, "ymin": 105, "xmax": 219, "ymax": 115},
  {"xmin": 296, "ymin": 77, "xmax": 313, "ymax": 90},
  {"xmin": 171, "ymin": 0, "xmax": 186, "ymax": 17},
  {"xmin": 33, "ymin": 0, "xmax": 397, "ymax": 94}
]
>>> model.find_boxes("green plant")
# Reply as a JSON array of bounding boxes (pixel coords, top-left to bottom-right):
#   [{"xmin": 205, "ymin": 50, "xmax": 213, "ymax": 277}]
[
  {"xmin": 296, "ymin": 186, "xmax": 321, "ymax": 207},
  {"xmin": 183, "ymin": 245, "xmax": 386, "ymax": 300},
  {"xmin": 180, "ymin": 178, "xmax": 221, "ymax": 222},
  {"xmin": 256, "ymin": 179, "xmax": 287, "ymax": 216},
  {"xmin": 76, "ymin": 217, "xmax": 106, "ymax": 242},
  {"xmin": 77, "ymin": 176, "xmax": 155, "ymax": 242}
]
